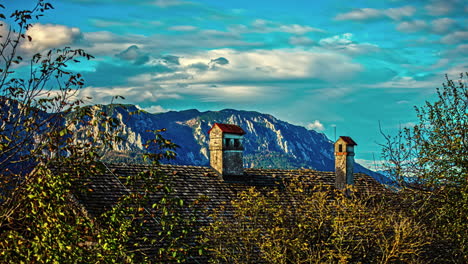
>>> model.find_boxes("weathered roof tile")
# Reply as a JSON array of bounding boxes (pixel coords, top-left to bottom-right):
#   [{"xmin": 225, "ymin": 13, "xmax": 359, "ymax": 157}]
[{"xmin": 208, "ymin": 123, "xmax": 246, "ymax": 135}]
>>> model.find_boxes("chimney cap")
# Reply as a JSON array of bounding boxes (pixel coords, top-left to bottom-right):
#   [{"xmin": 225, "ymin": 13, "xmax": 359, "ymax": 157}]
[
  {"xmin": 208, "ymin": 123, "xmax": 246, "ymax": 135},
  {"xmin": 337, "ymin": 136, "xmax": 357, "ymax": 146}
]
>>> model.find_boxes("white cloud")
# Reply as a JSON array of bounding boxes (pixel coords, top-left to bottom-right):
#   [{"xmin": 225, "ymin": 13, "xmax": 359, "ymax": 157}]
[
  {"xmin": 20, "ymin": 23, "xmax": 81, "ymax": 53},
  {"xmin": 90, "ymin": 18, "xmax": 163, "ymax": 29},
  {"xmin": 425, "ymin": 0, "xmax": 468, "ymax": 17},
  {"xmin": 319, "ymin": 33, "xmax": 379, "ymax": 55},
  {"xmin": 306, "ymin": 120, "xmax": 325, "ymax": 131},
  {"xmin": 396, "ymin": 100, "xmax": 409, "ymax": 104},
  {"xmin": 320, "ymin": 33, "xmax": 354, "ymax": 46},
  {"xmin": 444, "ymin": 64, "xmax": 468, "ymax": 77},
  {"xmin": 136, "ymin": 104, "xmax": 169, "ymax": 113},
  {"xmin": 115, "ymin": 45, "xmax": 151, "ymax": 64},
  {"xmin": 424, "ymin": 0, "xmax": 463, "ymax": 16},
  {"xmin": 428, "ymin": 58, "xmax": 450, "ymax": 69},
  {"xmin": 396, "ymin": 20, "xmax": 428, "ymax": 33},
  {"xmin": 400, "ymin": 122, "xmax": 416, "ymax": 128},
  {"xmin": 151, "ymin": 0, "xmax": 189, "ymax": 7},
  {"xmin": 168, "ymin": 25, "xmax": 198, "ymax": 31},
  {"xmin": 116, "ymin": 45, "xmax": 142, "ymax": 60},
  {"xmin": 79, "ymin": 28, "xmax": 256, "ymax": 57},
  {"xmin": 431, "ymin": 18, "xmax": 456, "ymax": 34},
  {"xmin": 125, "ymin": 48, "xmax": 362, "ymax": 88},
  {"xmin": 182, "ymin": 84, "xmax": 275, "ymax": 103},
  {"xmin": 335, "ymin": 8, "xmax": 381, "ymax": 21},
  {"xmin": 335, "ymin": 6, "xmax": 415, "ymax": 21},
  {"xmin": 440, "ymin": 31, "xmax": 468, "ymax": 44},
  {"xmin": 446, "ymin": 44, "xmax": 468, "ymax": 57},
  {"xmin": 84, "ymin": 31, "xmax": 118, "ymax": 42},
  {"xmin": 80, "ymin": 31, "xmax": 145, "ymax": 55},
  {"xmin": 177, "ymin": 48, "xmax": 362, "ymax": 82},
  {"xmin": 278, "ymin": 24, "xmax": 322, "ymax": 35},
  {"xmin": 96, "ymin": 48, "xmax": 363, "ymax": 104},
  {"xmin": 385, "ymin": 6, "xmax": 416, "ymax": 20},
  {"xmin": 366, "ymin": 76, "xmax": 434, "ymax": 89},
  {"xmin": 241, "ymin": 19, "xmax": 324, "ymax": 35},
  {"xmin": 289, "ymin": 36, "xmax": 315, "ymax": 46},
  {"xmin": 77, "ymin": 85, "xmax": 181, "ymax": 105}
]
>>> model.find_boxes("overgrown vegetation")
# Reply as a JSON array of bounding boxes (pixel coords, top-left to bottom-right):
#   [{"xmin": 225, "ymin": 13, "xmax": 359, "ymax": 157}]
[
  {"xmin": 200, "ymin": 73, "xmax": 467, "ymax": 263},
  {"xmin": 379, "ymin": 72, "xmax": 468, "ymax": 262},
  {"xmin": 380, "ymin": 73, "xmax": 467, "ymax": 186},
  {"xmin": 0, "ymin": 1, "xmax": 466, "ymax": 263},
  {"xmin": 0, "ymin": 1, "xmax": 199, "ymax": 262},
  {"xmin": 201, "ymin": 177, "xmax": 428, "ymax": 263}
]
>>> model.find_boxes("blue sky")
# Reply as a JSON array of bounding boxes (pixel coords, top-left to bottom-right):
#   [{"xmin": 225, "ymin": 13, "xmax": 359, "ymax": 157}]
[{"xmin": 6, "ymin": 0, "xmax": 468, "ymax": 169}]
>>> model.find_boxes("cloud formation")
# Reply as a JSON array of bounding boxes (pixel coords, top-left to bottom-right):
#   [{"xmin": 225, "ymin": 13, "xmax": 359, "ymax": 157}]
[
  {"xmin": 78, "ymin": 84, "xmax": 182, "ymax": 105},
  {"xmin": 424, "ymin": 0, "xmax": 466, "ymax": 16},
  {"xmin": 335, "ymin": 8, "xmax": 381, "ymax": 21},
  {"xmin": 233, "ymin": 19, "xmax": 324, "ymax": 35},
  {"xmin": 306, "ymin": 120, "xmax": 325, "ymax": 131},
  {"xmin": 431, "ymin": 18, "xmax": 457, "ymax": 34},
  {"xmin": 335, "ymin": 6, "xmax": 415, "ymax": 21},
  {"xmin": 20, "ymin": 23, "xmax": 82, "ymax": 53},
  {"xmin": 137, "ymin": 104, "xmax": 169, "ymax": 113},
  {"xmin": 209, "ymin": 57, "xmax": 229, "ymax": 66},
  {"xmin": 115, "ymin": 45, "xmax": 150, "ymax": 65},
  {"xmin": 396, "ymin": 20, "xmax": 428, "ymax": 33},
  {"xmin": 289, "ymin": 36, "xmax": 315, "ymax": 46},
  {"xmin": 79, "ymin": 45, "xmax": 364, "ymax": 106},
  {"xmin": 168, "ymin": 25, "xmax": 198, "ymax": 31},
  {"xmin": 90, "ymin": 18, "xmax": 163, "ymax": 29},
  {"xmin": 319, "ymin": 33, "xmax": 379, "ymax": 55},
  {"xmin": 440, "ymin": 31, "xmax": 468, "ymax": 44},
  {"xmin": 152, "ymin": 0, "xmax": 190, "ymax": 8},
  {"xmin": 365, "ymin": 76, "xmax": 435, "ymax": 89}
]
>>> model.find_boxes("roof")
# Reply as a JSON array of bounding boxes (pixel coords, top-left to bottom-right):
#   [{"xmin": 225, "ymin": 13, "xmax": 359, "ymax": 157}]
[
  {"xmin": 67, "ymin": 164, "xmax": 382, "ymax": 217},
  {"xmin": 53, "ymin": 163, "xmax": 385, "ymax": 261},
  {"xmin": 208, "ymin": 123, "xmax": 246, "ymax": 135},
  {"xmin": 338, "ymin": 136, "xmax": 357, "ymax": 146}
]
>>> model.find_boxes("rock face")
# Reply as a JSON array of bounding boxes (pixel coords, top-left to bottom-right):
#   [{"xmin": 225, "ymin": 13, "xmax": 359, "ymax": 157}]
[{"xmin": 90, "ymin": 105, "xmax": 376, "ymax": 177}]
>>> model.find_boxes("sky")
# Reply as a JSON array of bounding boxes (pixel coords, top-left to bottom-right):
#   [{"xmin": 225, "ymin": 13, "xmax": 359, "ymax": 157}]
[{"xmin": 5, "ymin": 0, "xmax": 468, "ymax": 169}]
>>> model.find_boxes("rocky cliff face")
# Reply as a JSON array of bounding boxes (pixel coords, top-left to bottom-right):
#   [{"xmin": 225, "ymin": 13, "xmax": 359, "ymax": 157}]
[{"xmin": 93, "ymin": 105, "xmax": 376, "ymax": 176}]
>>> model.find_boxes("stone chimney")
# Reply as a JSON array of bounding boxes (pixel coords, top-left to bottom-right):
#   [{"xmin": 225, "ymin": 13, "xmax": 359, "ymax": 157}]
[
  {"xmin": 208, "ymin": 123, "xmax": 246, "ymax": 176},
  {"xmin": 334, "ymin": 136, "xmax": 357, "ymax": 189}
]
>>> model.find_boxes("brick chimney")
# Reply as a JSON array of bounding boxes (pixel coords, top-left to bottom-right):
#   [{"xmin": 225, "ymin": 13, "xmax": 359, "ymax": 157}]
[
  {"xmin": 334, "ymin": 136, "xmax": 357, "ymax": 189},
  {"xmin": 208, "ymin": 123, "xmax": 245, "ymax": 176}
]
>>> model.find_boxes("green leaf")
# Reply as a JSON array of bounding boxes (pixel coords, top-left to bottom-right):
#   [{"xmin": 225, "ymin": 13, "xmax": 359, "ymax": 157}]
[{"xmin": 59, "ymin": 128, "xmax": 68, "ymax": 137}]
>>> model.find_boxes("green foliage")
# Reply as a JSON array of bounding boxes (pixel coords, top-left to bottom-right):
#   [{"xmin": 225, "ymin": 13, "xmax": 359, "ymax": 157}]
[
  {"xmin": 202, "ymin": 176, "xmax": 428, "ymax": 263},
  {"xmin": 0, "ymin": 0, "xmax": 94, "ymax": 175},
  {"xmin": 0, "ymin": 166, "xmax": 122, "ymax": 263},
  {"xmin": 0, "ymin": 1, "xmax": 198, "ymax": 263},
  {"xmin": 412, "ymin": 73, "xmax": 467, "ymax": 185},
  {"xmin": 381, "ymin": 73, "xmax": 467, "ymax": 186},
  {"xmin": 380, "ymin": 73, "xmax": 468, "ymax": 263}
]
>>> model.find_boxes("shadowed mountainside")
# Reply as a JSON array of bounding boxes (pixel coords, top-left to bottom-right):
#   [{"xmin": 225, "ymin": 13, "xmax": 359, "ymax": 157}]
[{"xmin": 94, "ymin": 105, "xmax": 385, "ymax": 181}]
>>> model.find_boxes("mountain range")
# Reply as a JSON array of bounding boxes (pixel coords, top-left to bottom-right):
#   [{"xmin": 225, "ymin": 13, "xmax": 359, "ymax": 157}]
[
  {"xmin": 0, "ymin": 99, "xmax": 387, "ymax": 183},
  {"xmin": 95, "ymin": 104, "xmax": 384, "ymax": 180}
]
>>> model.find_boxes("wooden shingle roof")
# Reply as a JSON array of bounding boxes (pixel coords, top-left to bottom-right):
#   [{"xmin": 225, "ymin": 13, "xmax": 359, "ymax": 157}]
[
  {"xmin": 66, "ymin": 163, "xmax": 383, "ymax": 217},
  {"xmin": 54, "ymin": 163, "xmax": 385, "ymax": 262}
]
